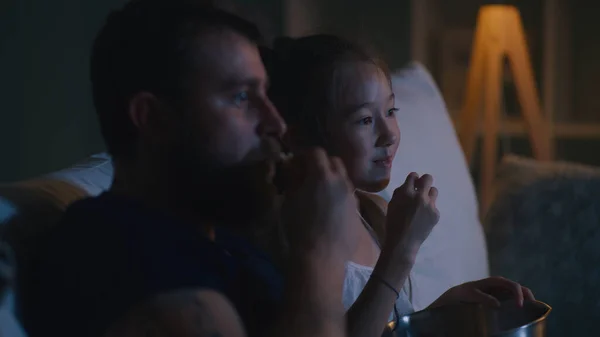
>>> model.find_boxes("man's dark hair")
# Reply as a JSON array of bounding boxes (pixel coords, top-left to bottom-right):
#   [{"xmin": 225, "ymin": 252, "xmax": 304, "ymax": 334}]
[{"xmin": 91, "ymin": 0, "xmax": 262, "ymax": 159}]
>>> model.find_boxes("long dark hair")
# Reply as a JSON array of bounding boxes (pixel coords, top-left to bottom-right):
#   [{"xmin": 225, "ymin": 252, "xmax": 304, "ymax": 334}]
[
  {"xmin": 261, "ymin": 34, "xmax": 391, "ymax": 150},
  {"xmin": 257, "ymin": 35, "xmax": 391, "ymax": 265}
]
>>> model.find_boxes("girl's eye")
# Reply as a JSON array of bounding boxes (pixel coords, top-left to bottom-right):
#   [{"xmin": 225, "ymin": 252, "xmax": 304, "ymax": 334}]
[
  {"xmin": 356, "ymin": 117, "xmax": 373, "ymax": 125},
  {"xmin": 387, "ymin": 108, "xmax": 399, "ymax": 117},
  {"xmin": 234, "ymin": 91, "xmax": 249, "ymax": 106}
]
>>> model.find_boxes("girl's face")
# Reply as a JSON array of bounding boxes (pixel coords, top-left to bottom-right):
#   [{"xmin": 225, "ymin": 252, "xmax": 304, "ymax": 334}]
[{"xmin": 326, "ymin": 61, "xmax": 400, "ymax": 192}]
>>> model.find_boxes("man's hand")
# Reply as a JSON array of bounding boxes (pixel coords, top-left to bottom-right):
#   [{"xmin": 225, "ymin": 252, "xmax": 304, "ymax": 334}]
[
  {"xmin": 282, "ymin": 148, "xmax": 359, "ymax": 265},
  {"xmin": 105, "ymin": 290, "xmax": 247, "ymax": 337},
  {"xmin": 279, "ymin": 148, "xmax": 358, "ymax": 337},
  {"xmin": 384, "ymin": 173, "xmax": 440, "ymax": 263}
]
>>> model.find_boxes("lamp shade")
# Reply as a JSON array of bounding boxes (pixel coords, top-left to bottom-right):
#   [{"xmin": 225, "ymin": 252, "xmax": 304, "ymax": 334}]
[{"xmin": 482, "ymin": 0, "xmax": 518, "ymax": 5}]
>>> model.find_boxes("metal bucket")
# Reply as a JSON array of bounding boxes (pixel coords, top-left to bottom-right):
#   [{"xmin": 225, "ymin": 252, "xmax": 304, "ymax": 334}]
[{"xmin": 383, "ymin": 300, "xmax": 551, "ymax": 337}]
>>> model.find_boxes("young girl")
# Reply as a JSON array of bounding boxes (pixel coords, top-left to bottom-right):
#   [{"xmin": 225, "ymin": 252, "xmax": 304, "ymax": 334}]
[{"xmin": 261, "ymin": 35, "xmax": 535, "ymax": 337}]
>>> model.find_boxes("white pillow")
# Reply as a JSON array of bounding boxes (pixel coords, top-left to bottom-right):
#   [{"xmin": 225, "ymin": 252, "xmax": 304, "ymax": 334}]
[
  {"xmin": 379, "ymin": 62, "xmax": 489, "ymax": 310},
  {"xmin": 46, "ymin": 152, "xmax": 113, "ymax": 196}
]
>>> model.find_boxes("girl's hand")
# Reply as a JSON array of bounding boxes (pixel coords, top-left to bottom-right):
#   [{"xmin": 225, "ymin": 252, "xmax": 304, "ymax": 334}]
[
  {"xmin": 384, "ymin": 172, "xmax": 440, "ymax": 262},
  {"xmin": 429, "ymin": 276, "xmax": 536, "ymax": 309}
]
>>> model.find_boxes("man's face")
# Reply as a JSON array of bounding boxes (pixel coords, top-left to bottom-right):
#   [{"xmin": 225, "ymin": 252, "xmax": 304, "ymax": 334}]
[
  {"xmin": 183, "ymin": 29, "xmax": 285, "ymax": 168},
  {"xmin": 149, "ymin": 30, "xmax": 286, "ymax": 225}
]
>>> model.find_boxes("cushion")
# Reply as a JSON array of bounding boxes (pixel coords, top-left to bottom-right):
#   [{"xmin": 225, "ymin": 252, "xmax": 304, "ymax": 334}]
[
  {"xmin": 0, "ymin": 153, "xmax": 113, "ymax": 321},
  {"xmin": 0, "ymin": 153, "xmax": 113, "ymax": 257},
  {"xmin": 486, "ymin": 155, "xmax": 600, "ymax": 337},
  {"xmin": 0, "ymin": 243, "xmax": 25, "ymax": 337},
  {"xmin": 378, "ymin": 62, "xmax": 489, "ymax": 310}
]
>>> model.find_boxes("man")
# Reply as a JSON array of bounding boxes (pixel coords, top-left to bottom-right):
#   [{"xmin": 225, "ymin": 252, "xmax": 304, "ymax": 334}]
[{"xmin": 28, "ymin": 1, "xmax": 358, "ymax": 337}]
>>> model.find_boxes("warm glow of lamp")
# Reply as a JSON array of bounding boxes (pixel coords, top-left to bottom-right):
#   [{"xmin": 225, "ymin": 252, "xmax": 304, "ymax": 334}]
[
  {"xmin": 480, "ymin": 4, "xmax": 518, "ymax": 31},
  {"xmin": 457, "ymin": 3, "xmax": 555, "ymax": 213}
]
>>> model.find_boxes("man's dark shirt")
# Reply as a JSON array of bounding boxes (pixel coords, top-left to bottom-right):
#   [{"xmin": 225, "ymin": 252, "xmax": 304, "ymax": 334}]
[{"xmin": 28, "ymin": 192, "xmax": 284, "ymax": 337}]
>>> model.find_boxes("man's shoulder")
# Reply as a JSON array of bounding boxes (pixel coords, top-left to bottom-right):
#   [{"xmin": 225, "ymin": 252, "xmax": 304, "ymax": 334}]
[
  {"xmin": 42, "ymin": 193, "xmax": 147, "ymax": 258},
  {"xmin": 43, "ymin": 193, "xmax": 125, "ymax": 252},
  {"xmin": 38, "ymin": 192, "xmax": 232, "ymax": 291},
  {"xmin": 60, "ymin": 192, "xmax": 145, "ymax": 226},
  {"xmin": 53, "ymin": 192, "xmax": 227, "ymax": 261},
  {"xmin": 30, "ymin": 193, "xmax": 235, "ymax": 336},
  {"xmin": 57, "ymin": 193, "xmax": 195, "ymax": 243},
  {"xmin": 55, "ymin": 192, "xmax": 135, "ymax": 234}
]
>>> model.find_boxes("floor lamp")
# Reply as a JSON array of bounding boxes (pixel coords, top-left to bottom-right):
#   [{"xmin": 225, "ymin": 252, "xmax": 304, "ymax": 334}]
[{"xmin": 456, "ymin": 4, "xmax": 555, "ymax": 213}]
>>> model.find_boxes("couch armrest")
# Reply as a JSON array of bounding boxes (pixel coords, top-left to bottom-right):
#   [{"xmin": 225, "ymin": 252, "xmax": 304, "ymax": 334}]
[{"xmin": 486, "ymin": 155, "xmax": 600, "ymax": 336}]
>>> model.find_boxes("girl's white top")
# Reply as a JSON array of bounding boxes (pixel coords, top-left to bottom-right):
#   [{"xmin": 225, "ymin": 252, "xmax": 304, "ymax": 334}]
[
  {"xmin": 343, "ymin": 260, "xmax": 415, "ymax": 321},
  {"xmin": 342, "ymin": 209, "xmax": 415, "ymax": 320}
]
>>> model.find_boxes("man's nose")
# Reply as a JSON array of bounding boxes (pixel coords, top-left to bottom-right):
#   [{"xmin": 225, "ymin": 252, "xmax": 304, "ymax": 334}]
[{"xmin": 257, "ymin": 97, "xmax": 287, "ymax": 138}]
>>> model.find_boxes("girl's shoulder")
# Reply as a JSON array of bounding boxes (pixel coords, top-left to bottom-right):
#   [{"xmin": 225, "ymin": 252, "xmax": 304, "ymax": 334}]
[
  {"xmin": 355, "ymin": 190, "xmax": 388, "ymax": 243},
  {"xmin": 355, "ymin": 190, "xmax": 388, "ymax": 214}
]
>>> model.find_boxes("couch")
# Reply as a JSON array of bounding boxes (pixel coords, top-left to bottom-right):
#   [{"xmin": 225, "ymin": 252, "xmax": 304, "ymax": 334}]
[
  {"xmin": 486, "ymin": 155, "xmax": 600, "ymax": 337},
  {"xmin": 0, "ymin": 153, "xmax": 112, "ymax": 332},
  {"xmin": 0, "ymin": 63, "xmax": 490, "ymax": 333}
]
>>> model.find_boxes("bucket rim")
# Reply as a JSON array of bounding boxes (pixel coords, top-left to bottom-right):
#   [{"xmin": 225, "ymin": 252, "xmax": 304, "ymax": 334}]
[
  {"xmin": 387, "ymin": 300, "xmax": 552, "ymax": 334},
  {"xmin": 492, "ymin": 300, "xmax": 552, "ymax": 336}
]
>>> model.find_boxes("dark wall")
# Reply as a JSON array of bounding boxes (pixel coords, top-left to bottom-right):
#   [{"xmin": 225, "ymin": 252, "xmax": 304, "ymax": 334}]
[
  {"xmin": 318, "ymin": 0, "xmax": 412, "ymax": 70},
  {"xmin": 0, "ymin": 0, "xmax": 410, "ymax": 182},
  {"xmin": 0, "ymin": 0, "xmax": 127, "ymax": 182},
  {"xmin": 0, "ymin": 0, "xmax": 284, "ymax": 183}
]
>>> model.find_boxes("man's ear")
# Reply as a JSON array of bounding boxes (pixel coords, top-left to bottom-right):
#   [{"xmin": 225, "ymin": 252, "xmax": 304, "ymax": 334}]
[
  {"xmin": 128, "ymin": 92, "xmax": 158, "ymax": 130},
  {"xmin": 128, "ymin": 92, "xmax": 171, "ymax": 137}
]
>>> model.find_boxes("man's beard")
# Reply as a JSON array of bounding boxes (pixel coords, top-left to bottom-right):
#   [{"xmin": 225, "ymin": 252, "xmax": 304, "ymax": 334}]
[{"xmin": 163, "ymin": 145, "xmax": 279, "ymax": 230}]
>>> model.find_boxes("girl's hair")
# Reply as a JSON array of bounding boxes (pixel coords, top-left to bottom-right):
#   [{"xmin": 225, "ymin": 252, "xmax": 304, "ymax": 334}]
[{"xmin": 261, "ymin": 34, "xmax": 390, "ymax": 149}]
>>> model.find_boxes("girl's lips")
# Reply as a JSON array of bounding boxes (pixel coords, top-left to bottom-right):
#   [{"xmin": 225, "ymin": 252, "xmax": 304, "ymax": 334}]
[{"xmin": 373, "ymin": 157, "xmax": 393, "ymax": 168}]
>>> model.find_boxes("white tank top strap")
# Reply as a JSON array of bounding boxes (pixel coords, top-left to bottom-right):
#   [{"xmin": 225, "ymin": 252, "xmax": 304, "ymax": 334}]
[
  {"xmin": 355, "ymin": 209, "xmax": 414, "ymax": 303},
  {"xmin": 356, "ymin": 210, "xmax": 382, "ymax": 248}
]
